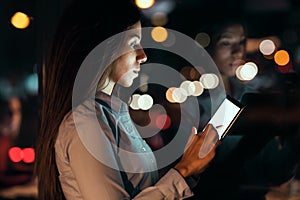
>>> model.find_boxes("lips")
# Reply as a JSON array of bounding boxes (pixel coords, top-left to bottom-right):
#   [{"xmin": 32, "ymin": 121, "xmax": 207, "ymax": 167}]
[{"xmin": 231, "ymin": 59, "xmax": 245, "ymax": 68}]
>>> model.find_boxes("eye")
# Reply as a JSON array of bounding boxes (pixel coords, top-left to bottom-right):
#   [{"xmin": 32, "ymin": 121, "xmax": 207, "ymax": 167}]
[
  {"xmin": 130, "ymin": 41, "xmax": 140, "ymax": 49},
  {"xmin": 239, "ymin": 38, "xmax": 246, "ymax": 46},
  {"xmin": 218, "ymin": 41, "xmax": 231, "ymax": 47}
]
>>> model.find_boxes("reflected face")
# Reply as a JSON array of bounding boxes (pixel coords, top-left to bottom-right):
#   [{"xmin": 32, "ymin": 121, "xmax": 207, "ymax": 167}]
[
  {"xmin": 110, "ymin": 21, "xmax": 147, "ymax": 87},
  {"xmin": 212, "ymin": 24, "xmax": 246, "ymax": 77}
]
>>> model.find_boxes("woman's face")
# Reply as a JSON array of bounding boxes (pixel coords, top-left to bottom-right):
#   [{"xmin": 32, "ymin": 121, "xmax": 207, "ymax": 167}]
[
  {"xmin": 212, "ymin": 24, "xmax": 246, "ymax": 77},
  {"xmin": 110, "ymin": 21, "xmax": 147, "ymax": 87}
]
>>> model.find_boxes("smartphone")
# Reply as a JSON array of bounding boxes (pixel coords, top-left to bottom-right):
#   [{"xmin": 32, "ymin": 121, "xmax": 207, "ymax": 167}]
[{"xmin": 204, "ymin": 95, "xmax": 244, "ymax": 140}]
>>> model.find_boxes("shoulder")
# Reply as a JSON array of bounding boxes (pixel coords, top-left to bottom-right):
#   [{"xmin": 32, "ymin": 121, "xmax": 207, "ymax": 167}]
[
  {"xmin": 57, "ymin": 99, "xmax": 107, "ymax": 139},
  {"xmin": 55, "ymin": 110, "xmax": 77, "ymax": 151},
  {"xmin": 55, "ymin": 99, "xmax": 116, "ymax": 153}
]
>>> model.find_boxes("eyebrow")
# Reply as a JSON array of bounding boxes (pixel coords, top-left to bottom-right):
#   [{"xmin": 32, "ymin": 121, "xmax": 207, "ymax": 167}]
[
  {"xmin": 130, "ymin": 34, "xmax": 141, "ymax": 40},
  {"xmin": 220, "ymin": 33, "xmax": 245, "ymax": 39}
]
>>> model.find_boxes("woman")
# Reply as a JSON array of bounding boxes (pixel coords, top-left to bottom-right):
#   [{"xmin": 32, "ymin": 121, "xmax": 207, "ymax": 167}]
[
  {"xmin": 35, "ymin": 0, "xmax": 219, "ymax": 199},
  {"xmin": 205, "ymin": 17, "xmax": 248, "ymax": 100},
  {"xmin": 193, "ymin": 16, "xmax": 299, "ymax": 200}
]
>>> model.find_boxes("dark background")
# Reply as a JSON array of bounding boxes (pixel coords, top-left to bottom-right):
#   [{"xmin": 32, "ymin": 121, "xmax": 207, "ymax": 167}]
[
  {"xmin": 0, "ymin": 0, "xmax": 300, "ymax": 198},
  {"xmin": 1, "ymin": 0, "xmax": 300, "ymax": 80},
  {"xmin": 1, "ymin": 0, "xmax": 300, "ymax": 150}
]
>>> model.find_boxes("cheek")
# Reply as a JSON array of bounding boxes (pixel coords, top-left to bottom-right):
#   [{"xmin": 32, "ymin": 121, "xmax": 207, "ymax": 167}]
[
  {"xmin": 213, "ymin": 53, "xmax": 232, "ymax": 75},
  {"xmin": 110, "ymin": 61, "xmax": 122, "ymax": 81},
  {"xmin": 110, "ymin": 60, "xmax": 131, "ymax": 82},
  {"xmin": 217, "ymin": 48, "xmax": 230, "ymax": 59},
  {"xmin": 214, "ymin": 51, "xmax": 227, "ymax": 65},
  {"xmin": 111, "ymin": 67, "xmax": 125, "ymax": 82}
]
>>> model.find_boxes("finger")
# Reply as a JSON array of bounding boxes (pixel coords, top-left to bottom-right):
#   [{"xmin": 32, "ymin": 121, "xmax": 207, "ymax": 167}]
[
  {"xmin": 184, "ymin": 127, "xmax": 197, "ymax": 151},
  {"xmin": 199, "ymin": 124, "xmax": 212, "ymax": 138},
  {"xmin": 198, "ymin": 124, "xmax": 219, "ymax": 158}
]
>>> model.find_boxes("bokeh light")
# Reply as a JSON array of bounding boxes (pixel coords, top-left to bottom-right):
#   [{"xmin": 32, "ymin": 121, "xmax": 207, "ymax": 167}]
[
  {"xmin": 22, "ymin": 148, "xmax": 35, "ymax": 163},
  {"xmin": 155, "ymin": 114, "xmax": 171, "ymax": 130},
  {"xmin": 180, "ymin": 80, "xmax": 195, "ymax": 96},
  {"xmin": 172, "ymin": 88, "xmax": 187, "ymax": 103},
  {"xmin": 195, "ymin": 32, "xmax": 211, "ymax": 48},
  {"xmin": 139, "ymin": 74, "xmax": 149, "ymax": 92},
  {"xmin": 259, "ymin": 39, "xmax": 276, "ymax": 55},
  {"xmin": 135, "ymin": 0, "xmax": 155, "ymax": 9},
  {"xmin": 166, "ymin": 87, "xmax": 176, "ymax": 103},
  {"xmin": 199, "ymin": 73, "xmax": 219, "ymax": 89},
  {"xmin": 189, "ymin": 67, "xmax": 201, "ymax": 80},
  {"xmin": 24, "ymin": 73, "xmax": 39, "ymax": 95},
  {"xmin": 151, "ymin": 26, "xmax": 168, "ymax": 42},
  {"xmin": 180, "ymin": 66, "xmax": 193, "ymax": 79},
  {"xmin": 236, "ymin": 62, "xmax": 258, "ymax": 81},
  {"xmin": 151, "ymin": 12, "xmax": 168, "ymax": 26},
  {"xmin": 11, "ymin": 12, "xmax": 30, "ymax": 29},
  {"xmin": 277, "ymin": 62, "xmax": 293, "ymax": 74},
  {"xmin": 179, "ymin": 66, "xmax": 202, "ymax": 80},
  {"xmin": 191, "ymin": 81, "xmax": 204, "ymax": 96},
  {"xmin": 129, "ymin": 94, "xmax": 141, "ymax": 110},
  {"xmin": 138, "ymin": 94, "xmax": 154, "ymax": 110},
  {"xmin": 162, "ymin": 31, "xmax": 176, "ymax": 47},
  {"xmin": 8, "ymin": 147, "xmax": 35, "ymax": 163},
  {"xmin": 274, "ymin": 50, "xmax": 290, "ymax": 66},
  {"xmin": 235, "ymin": 65, "xmax": 243, "ymax": 81},
  {"xmin": 8, "ymin": 147, "xmax": 22, "ymax": 163}
]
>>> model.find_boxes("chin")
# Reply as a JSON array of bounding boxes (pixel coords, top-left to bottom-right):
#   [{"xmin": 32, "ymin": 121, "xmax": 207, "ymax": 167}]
[
  {"xmin": 224, "ymin": 68, "xmax": 236, "ymax": 77},
  {"xmin": 221, "ymin": 71, "xmax": 235, "ymax": 78},
  {"xmin": 121, "ymin": 81, "xmax": 134, "ymax": 88}
]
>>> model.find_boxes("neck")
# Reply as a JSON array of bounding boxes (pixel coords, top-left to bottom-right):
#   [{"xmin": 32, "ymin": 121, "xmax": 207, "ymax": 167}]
[
  {"xmin": 221, "ymin": 74, "xmax": 232, "ymax": 96},
  {"xmin": 101, "ymin": 79, "xmax": 115, "ymax": 95}
]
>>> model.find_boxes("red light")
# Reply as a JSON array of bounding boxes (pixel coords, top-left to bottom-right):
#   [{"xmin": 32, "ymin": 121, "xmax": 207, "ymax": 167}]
[
  {"xmin": 276, "ymin": 61, "xmax": 293, "ymax": 74},
  {"xmin": 8, "ymin": 147, "xmax": 22, "ymax": 163},
  {"xmin": 155, "ymin": 114, "xmax": 171, "ymax": 130},
  {"xmin": 23, "ymin": 148, "xmax": 35, "ymax": 163},
  {"xmin": 8, "ymin": 147, "xmax": 35, "ymax": 163}
]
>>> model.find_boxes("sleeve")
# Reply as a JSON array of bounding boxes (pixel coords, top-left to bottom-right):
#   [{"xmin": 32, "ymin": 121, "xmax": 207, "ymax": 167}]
[
  {"xmin": 65, "ymin": 132, "xmax": 194, "ymax": 200},
  {"xmin": 66, "ymin": 132, "xmax": 129, "ymax": 199},
  {"xmin": 133, "ymin": 169, "xmax": 193, "ymax": 199}
]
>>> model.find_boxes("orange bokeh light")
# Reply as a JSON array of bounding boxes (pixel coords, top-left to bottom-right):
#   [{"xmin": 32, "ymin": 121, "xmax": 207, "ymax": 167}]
[
  {"xmin": 11, "ymin": 12, "xmax": 30, "ymax": 29},
  {"xmin": 274, "ymin": 50, "xmax": 290, "ymax": 66},
  {"xmin": 151, "ymin": 26, "xmax": 168, "ymax": 42}
]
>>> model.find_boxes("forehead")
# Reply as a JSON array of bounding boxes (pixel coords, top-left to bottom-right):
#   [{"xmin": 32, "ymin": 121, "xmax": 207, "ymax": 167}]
[
  {"xmin": 126, "ymin": 21, "xmax": 142, "ymax": 37},
  {"xmin": 220, "ymin": 24, "xmax": 245, "ymax": 38}
]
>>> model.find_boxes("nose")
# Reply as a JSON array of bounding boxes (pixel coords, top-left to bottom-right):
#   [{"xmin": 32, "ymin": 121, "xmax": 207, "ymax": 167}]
[
  {"xmin": 137, "ymin": 48, "xmax": 147, "ymax": 64},
  {"xmin": 232, "ymin": 44, "xmax": 244, "ymax": 59}
]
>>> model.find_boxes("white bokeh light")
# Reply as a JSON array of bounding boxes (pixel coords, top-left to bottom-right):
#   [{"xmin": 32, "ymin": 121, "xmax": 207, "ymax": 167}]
[
  {"xmin": 259, "ymin": 39, "xmax": 276, "ymax": 56},
  {"xmin": 180, "ymin": 80, "xmax": 195, "ymax": 96},
  {"xmin": 135, "ymin": 0, "xmax": 155, "ymax": 9},
  {"xmin": 199, "ymin": 73, "xmax": 219, "ymax": 89},
  {"xmin": 191, "ymin": 81, "xmax": 204, "ymax": 96},
  {"xmin": 235, "ymin": 65, "xmax": 244, "ymax": 81},
  {"xmin": 236, "ymin": 62, "xmax": 258, "ymax": 81},
  {"xmin": 138, "ymin": 94, "xmax": 154, "ymax": 110},
  {"xmin": 129, "ymin": 94, "xmax": 141, "ymax": 110},
  {"xmin": 172, "ymin": 87, "xmax": 187, "ymax": 103}
]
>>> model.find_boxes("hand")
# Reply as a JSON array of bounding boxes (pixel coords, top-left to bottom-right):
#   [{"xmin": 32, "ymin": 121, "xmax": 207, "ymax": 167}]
[{"xmin": 174, "ymin": 124, "xmax": 219, "ymax": 178}]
